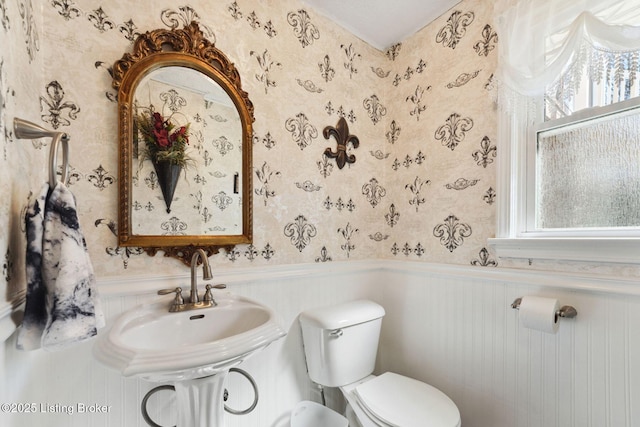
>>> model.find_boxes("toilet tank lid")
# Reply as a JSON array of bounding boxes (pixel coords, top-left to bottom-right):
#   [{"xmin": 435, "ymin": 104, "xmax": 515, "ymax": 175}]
[{"xmin": 299, "ymin": 300, "xmax": 385, "ymax": 330}]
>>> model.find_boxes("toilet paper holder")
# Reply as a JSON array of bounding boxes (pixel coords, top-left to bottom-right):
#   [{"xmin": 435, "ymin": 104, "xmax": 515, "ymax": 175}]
[{"xmin": 511, "ymin": 298, "xmax": 578, "ymax": 319}]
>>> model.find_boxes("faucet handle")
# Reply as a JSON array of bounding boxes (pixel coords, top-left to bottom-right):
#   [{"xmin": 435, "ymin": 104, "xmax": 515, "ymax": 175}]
[
  {"xmin": 158, "ymin": 287, "xmax": 185, "ymax": 307},
  {"xmin": 203, "ymin": 284, "xmax": 226, "ymax": 302}
]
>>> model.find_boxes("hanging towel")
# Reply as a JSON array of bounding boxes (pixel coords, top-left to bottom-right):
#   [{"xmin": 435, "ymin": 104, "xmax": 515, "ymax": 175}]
[
  {"xmin": 16, "ymin": 184, "xmax": 49, "ymax": 350},
  {"xmin": 17, "ymin": 182, "xmax": 104, "ymax": 351}
]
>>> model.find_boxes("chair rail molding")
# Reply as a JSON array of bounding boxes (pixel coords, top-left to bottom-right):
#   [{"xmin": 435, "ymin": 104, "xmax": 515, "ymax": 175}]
[{"xmin": 3, "ymin": 259, "xmax": 640, "ymax": 344}]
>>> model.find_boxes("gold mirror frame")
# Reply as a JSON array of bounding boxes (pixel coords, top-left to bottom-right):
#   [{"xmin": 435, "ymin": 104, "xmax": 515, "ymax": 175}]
[{"xmin": 113, "ymin": 22, "xmax": 254, "ymax": 265}]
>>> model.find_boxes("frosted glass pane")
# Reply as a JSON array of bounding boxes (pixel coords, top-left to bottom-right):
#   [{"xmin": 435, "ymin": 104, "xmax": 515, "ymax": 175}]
[{"xmin": 536, "ymin": 108, "xmax": 640, "ymax": 229}]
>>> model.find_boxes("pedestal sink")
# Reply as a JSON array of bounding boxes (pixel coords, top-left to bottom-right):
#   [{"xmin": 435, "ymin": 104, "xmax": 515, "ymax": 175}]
[{"xmin": 93, "ymin": 291, "xmax": 286, "ymax": 426}]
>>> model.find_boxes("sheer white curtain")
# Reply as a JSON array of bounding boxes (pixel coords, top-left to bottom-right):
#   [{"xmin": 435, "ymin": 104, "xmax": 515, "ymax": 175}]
[{"xmin": 493, "ymin": 0, "xmax": 640, "ymax": 114}]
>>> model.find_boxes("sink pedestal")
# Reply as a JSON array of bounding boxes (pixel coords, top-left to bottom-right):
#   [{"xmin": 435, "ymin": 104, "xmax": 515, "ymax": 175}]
[{"xmin": 174, "ymin": 370, "xmax": 228, "ymax": 427}]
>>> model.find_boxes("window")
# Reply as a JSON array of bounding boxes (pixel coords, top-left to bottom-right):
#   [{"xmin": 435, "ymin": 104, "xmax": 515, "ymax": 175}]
[
  {"xmin": 535, "ymin": 98, "xmax": 640, "ymax": 233},
  {"xmin": 489, "ymin": 0, "xmax": 640, "ymax": 263}
]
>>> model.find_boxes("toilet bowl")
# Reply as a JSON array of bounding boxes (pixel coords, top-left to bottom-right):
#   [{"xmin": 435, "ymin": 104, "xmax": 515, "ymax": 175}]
[
  {"xmin": 290, "ymin": 400, "xmax": 348, "ymax": 427},
  {"xmin": 299, "ymin": 300, "xmax": 461, "ymax": 427}
]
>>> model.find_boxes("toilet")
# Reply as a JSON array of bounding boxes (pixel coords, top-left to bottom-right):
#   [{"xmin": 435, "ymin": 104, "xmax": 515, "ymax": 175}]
[{"xmin": 299, "ymin": 300, "xmax": 461, "ymax": 427}]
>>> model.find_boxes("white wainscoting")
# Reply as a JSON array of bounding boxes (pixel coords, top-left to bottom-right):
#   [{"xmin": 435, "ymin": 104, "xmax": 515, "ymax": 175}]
[{"xmin": 1, "ymin": 260, "xmax": 640, "ymax": 427}]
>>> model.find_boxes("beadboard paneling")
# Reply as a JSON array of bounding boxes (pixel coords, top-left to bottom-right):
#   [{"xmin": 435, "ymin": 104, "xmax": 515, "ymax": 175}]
[
  {"xmin": 2, "ymin": 261, "xmax": 640, "ymax": 427},
  {"xmin": 377, "ymin": 264, "xmax": 640, "ymax": 427}
]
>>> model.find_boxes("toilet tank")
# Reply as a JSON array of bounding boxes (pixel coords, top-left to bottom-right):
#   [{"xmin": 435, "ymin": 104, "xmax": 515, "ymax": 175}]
[{"xmin": 299, "ymin": 300, "xmax": 385, "ymax": 387}]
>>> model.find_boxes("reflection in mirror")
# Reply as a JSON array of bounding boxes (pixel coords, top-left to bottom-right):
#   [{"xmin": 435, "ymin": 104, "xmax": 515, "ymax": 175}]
[{"xmin": 132, "ymin": 67, "xmax": 243, "ymax": 236}]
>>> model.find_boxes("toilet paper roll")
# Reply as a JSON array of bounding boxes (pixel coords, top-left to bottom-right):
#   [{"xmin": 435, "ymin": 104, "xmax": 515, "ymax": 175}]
[{"xmin": 519, "ymin": 296, "xmax": 560, "ymax": 334}]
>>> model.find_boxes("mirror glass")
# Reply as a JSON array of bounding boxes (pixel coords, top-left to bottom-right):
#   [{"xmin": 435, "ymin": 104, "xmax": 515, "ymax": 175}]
[
  {"xmin": 113, "ymin": 22, "xmax": 254, "ymax": 265},
  {"xmin": 131, "ymin": 67, "xmax": 243, "ymax": 236}
]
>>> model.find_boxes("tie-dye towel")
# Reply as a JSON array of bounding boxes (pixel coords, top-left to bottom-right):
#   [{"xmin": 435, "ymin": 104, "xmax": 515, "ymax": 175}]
[{"xmin": 17, "ymin": 182, "xmax": 104, "ymax": 351}]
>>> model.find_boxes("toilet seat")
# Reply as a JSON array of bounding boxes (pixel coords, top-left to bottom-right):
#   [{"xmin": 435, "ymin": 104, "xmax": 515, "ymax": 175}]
[{"xmin": 344, "ymin": 372, "xmax": 460, "ymax": 427}]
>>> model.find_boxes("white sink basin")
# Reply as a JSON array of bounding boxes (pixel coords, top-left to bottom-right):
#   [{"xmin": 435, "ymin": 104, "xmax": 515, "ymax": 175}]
[{"xmin": 93, "ymin": 293, "xmax": 286, "ymax": 381}]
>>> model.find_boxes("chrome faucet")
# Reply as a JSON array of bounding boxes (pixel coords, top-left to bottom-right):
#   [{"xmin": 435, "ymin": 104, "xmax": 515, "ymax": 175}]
[
  {"xmin": 157, "ymin": 249, "xmax": 226, "ymax": 312},
  {"xmin": 190, "ymin": 248, "xmax": 212, "ymax": 303}
]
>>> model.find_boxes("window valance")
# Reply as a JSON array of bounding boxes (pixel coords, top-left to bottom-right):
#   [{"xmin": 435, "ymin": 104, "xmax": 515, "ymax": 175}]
[{"xmin": 493, "ymin": 0, "xmax": 640, "ymax": 113}]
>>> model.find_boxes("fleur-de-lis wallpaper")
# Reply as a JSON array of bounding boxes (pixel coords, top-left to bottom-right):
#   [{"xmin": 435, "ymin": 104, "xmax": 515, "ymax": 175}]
[{"xmin": 0, "ymin": 0, "xmax": 498, "ymax": 289}]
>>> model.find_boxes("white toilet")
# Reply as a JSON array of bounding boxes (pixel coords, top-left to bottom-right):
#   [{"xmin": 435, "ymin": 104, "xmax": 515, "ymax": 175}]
[{"xmin": 299, "ymin": 300, "xmax": 461, "ymax": 427}]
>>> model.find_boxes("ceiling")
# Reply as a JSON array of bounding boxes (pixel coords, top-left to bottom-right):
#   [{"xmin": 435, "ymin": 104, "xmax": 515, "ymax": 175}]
[{"xmin": 301, "ymin": 0, "xmax": 462, "ymax": 51}]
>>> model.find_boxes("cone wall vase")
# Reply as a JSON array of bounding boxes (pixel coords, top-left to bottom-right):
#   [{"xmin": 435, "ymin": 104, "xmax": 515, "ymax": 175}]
[{"xmin": 153, "ymin": 160, "xmax": 182, "ymax": 213}]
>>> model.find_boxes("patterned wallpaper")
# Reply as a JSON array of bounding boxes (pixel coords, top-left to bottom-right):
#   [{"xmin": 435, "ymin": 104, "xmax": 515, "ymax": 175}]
[{"xmin": 0, "ymin": 0, "xmax": 500, "ymax": 289}]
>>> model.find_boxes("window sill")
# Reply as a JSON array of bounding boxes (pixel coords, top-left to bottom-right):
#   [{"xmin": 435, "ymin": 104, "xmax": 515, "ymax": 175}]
[{"xmin": 488, "ymin": 237, "xmax": 640, "ymax": 264}]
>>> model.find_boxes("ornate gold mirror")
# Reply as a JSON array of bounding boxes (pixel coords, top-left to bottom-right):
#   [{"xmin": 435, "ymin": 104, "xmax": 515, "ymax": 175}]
[{"xmin": 113, "ymin": 22, "xmax": 254, "ymax": 265}]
